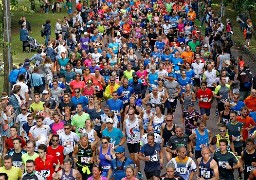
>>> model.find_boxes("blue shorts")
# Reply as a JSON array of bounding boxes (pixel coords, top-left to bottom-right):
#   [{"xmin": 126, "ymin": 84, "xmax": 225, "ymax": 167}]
[{"xmin": 200, "ymin": 107, "xmax": 211, "ymax": 116}]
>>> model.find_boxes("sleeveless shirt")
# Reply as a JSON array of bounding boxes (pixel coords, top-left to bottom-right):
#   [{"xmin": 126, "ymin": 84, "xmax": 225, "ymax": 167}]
[{"xmin": 199, "ymin": 157, "xmax": 214, "ymax": 179}]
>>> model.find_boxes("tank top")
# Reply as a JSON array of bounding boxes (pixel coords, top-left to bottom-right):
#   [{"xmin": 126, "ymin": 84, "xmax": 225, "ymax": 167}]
[
  {"xmin": 99, "ymin": 146, "xmax": 112, "ymax": 172},
  {"xmin": 61, "ymin": 169, "xmax": 75, "ymax": 180},
  {"xmin": 82, "ymin": 129, "xmax": 95, "ymax": 143},
  {"xmin": 243, "ymin": 150, "xmax": 256, "ymax": 174},
  {"xmin": 125, "ymin": 117, "xmax": 141, "ymax": 143},
  {"xmin": 149, "ymin": 93, "xmax": 161, "ymax": 108},
  {"xmin": 199, "ymin": 157, "xmax": 214, "ymax": 179},
  {"xmin": 77, "ymin": 143, "xmax": 93, "ymax": 166},
  {"xmin": 153, "ymin": 115, "xmax": 164, "ymax": 134},
  {"xmin": 195, "ymin": 128, "xmax": 209, "ymax": 151},
  {"xmin": 220, "ymin": 111, "xmax": 230, "ymax": 125},
  {"xmin": 127, "ymin": 104, "xmax": 139, "ymax": 115},
  {"xmin": 162, "ymin": 123, "xmax": 176, "ymax": 146},
  {"xmin": 142, "ymin": 110, "xmax": 153, "ymax": 130},
  {"xmin": 216, "ymin": 134, "xmax": 230, "ymax": 150},
  {"xmin": 183, "ymin": 92, "xmax": 193, "ymax": 110}
]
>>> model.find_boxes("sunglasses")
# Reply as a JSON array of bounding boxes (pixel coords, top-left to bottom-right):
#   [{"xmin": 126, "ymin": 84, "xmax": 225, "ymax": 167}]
[
  {"xmin": 166, "ymin": 120, "xmax": 172, "ymax": 122},
  {"xmin": 64, "ymin": 128, "xmax": 70, "ymax": 130},
  {"xmin": 128, "ymin": 114, "xmax": 134, "ymax": 116},
  {"xmin": 102, "ymin": 141, "xmax": 108, "ymax": 144},
  {"xmin": 219, "ymin": 130, "xmax": 226, "ymax": 132},
  {"xmin": 108, "ymin": 116, "xmax": 114, "ymax": 118},
  {"xmin": 52, "ymin": 139, "xmax": 58, "ymax": 142},
  {"xmin": 22, "ymin": 109, "xmax": 27, "ymax": 111},
  {"xmin": 75, "ymin": 91, "xmax": 80, "ymax": 93},
  {"xmin": 225, "ymin": 106, "xmax": 230, "ymax": 107}
]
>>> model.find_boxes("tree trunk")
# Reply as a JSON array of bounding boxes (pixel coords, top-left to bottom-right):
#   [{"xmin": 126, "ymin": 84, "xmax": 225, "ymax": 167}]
[{"xmin": 3, "ymin": 0, "xmax": 12, "ymax": 94}]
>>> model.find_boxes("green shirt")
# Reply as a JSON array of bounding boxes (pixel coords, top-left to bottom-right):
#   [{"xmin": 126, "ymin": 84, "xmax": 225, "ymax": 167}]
[
  {"xmin": 22, "ymin": 152, "xmax": 39, "ymax": 164},
  {"xmin": 188, "ymin": 40, "xmax": 201, "ymax": 52},
  {"xmin": 71, "ymin": 112, "xmax": 90, "ymax": 135},
  {"xmin": 97, "ymin": 25, "xmax": 105, "ymax": 33},
  {"xmin": 166, "ymin": 3, "xmax": 173, "ymax": 12},
  {"xmin": 123, "ymin": 70, "xmax": 135, "ymax": 80}
]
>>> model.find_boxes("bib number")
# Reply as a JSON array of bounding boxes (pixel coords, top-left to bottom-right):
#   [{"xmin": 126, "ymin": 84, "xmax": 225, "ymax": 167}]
[
  {"xmin": 41, "ymin": 170, "xmax": 50, "ymax": 177},
  {"xmin": 81, "ymin": 157, "xmax": 90, "ymax": 163},
  {"xmin": 178, "ymin": 167, "xmax": 187, "ymax": 174}
]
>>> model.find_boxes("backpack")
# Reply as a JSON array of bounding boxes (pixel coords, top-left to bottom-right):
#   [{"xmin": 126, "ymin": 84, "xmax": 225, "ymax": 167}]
[{"xmin": 9, "ymin": 69, "xmax": 20, "ymax": 84}]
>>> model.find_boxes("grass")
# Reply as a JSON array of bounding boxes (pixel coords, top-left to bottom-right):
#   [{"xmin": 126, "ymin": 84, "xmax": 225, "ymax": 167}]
[{"xmin": 211, "ymin": 2, "xmax": 256, "ymax": 53}]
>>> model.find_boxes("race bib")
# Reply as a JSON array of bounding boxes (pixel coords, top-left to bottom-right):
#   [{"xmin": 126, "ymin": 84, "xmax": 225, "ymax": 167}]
[
  {"xmin": 60, "ymin": 66, "xmax": 66, "ymax": 70},
  {"xmin": 41, "ymin": 170, "xmax": 50, "ymax": 177},
  {"xmin": 81, "ymin": 157, "xmax": 90, "ymax": 163},
  {"xmin": 13, "ymin": 161, "xmax": 22, "ymax": 167},
  {"xmin": 202, "ymin": 97, "xmax": 208, "ymax": 102},
  {"xmin": 177, "ymin": 167, "xmax": 187, "ymax": 174},
  {"xmin": 247, "ymin": 166, "xmax": 254, "ymax": 172},
  {"xmin": 168, "ymin": 98, "xmax": 175, "ymax": 102},
  {"xmin": 150, "ymin": 154, "xmax": 159, "ymax": 162},
  {"xmin": 102, "ymin": 165, "xmax": 111, "ymax": 170},
  {"xmin": 202, "ymin": 170, "xmax": 211, "ymax": 178},
  {"xmin": 57, "ymin": 129, "xmax": 64, "ymax": 135},
  {"xmin": 218, "ymin": 161, "xmax": 228, "ymax": 168}
]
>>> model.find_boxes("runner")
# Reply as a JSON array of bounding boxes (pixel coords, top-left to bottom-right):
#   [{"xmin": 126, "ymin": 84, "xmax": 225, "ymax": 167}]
[
  {"xmin": 240, "ymin": 138, "xmax": 256, "ymax": 180},
  {"xmin": 197, "ymin": 147, "xmax": 219, "ymax": 179},
  {"xmin": 213, "ymin": 139, "xmax": 241, "ymax": 180},
  {"xmin": 22, "ymin": 160, "xmax": 45, "ymax": 180},
  {"xmin": 167, "ymin": 146, "xmax": 197, "ymax": 180},
  {"xmin": 139, "ymin": 132, "xmax": 163, "ymax": 180}
]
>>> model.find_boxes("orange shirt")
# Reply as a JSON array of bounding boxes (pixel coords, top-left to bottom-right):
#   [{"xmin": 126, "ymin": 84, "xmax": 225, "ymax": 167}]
[
  {"xmin": 236, "ymin": 116, "xmax": 255, "ymax": 140},
  {"xmin": 123, "ymin": 24, "xmax": 131, "ymax": 33},
  {"xmin": 187, "ymin": 11, "xmax": 196, "ymax": 21},
  {"xmin": 244, "ymin": 96, "xmax": 256, "ymax": 112},
  {"xmin": 181, "ymin": 51, "xmax": 194, "ymax": 64}
]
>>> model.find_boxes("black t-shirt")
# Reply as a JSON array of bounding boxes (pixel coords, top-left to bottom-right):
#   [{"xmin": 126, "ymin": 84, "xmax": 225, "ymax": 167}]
[
  {"xmin": 167, "ymin": 135, "xmax": 190, "ymax": 150},
  {"xmin": 58, "ymin": 101, "xmax": 76, "ymax": 114},
  {"xmin": 148, "ymin": 33, "xmax": 157, "ymax": 46}
]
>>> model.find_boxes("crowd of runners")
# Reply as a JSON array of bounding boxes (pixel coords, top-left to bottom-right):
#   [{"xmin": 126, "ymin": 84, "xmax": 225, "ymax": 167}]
[{"xmin": 1, "ymin": 0, "xmax": 256, "ymax": 179}]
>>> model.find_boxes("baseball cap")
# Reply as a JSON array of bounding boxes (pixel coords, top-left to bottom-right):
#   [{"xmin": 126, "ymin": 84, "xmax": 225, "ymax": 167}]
[
  {"xmin": 115, "ymin": 146, "xmax": 125, "ymax": 153},
  {"xmin": 188, "ymin": 102, "xmax": 194, "ymax": 107},
  {"xmin": 106, "ymin": 118, "xmax": 114, "ymax": 124},
  {"xmin": 23, "ymin": 62, "xmax": 30, "ymax": 68},
  {"xmin": 42, "ymin": 90, "xmax": 49, "ymax": 94}
]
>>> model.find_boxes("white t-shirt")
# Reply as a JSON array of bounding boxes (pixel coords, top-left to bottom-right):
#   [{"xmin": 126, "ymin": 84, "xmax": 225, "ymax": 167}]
[
  {"xmin": 16, "ymin": 113, "xmax": 30, "ymax": 133},
  {"xmin": 29, "ymin": 125, "xmax": 51, "ymax": 150},
  {"xmin": 14, "ymin": 82, "xmax": 28, "ymax": 102},
  {"xmin": 140, "ymin": 133, "xmax": 162, "ymax": 146},
  {"xmin": 59, "ymin": 131, "xmax": 80, "ymax": 155}
]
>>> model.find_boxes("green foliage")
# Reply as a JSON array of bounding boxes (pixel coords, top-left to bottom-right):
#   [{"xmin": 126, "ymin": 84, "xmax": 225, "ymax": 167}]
[{"xmin": 227, "ymin": 0, "xmax": 256, "ymax": 13}]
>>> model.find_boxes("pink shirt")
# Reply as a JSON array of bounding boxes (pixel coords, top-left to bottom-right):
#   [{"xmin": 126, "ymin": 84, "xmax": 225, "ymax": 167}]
[
  {"xmin": 88, "ymin": 177, "xmax": 108, "ymax": 180},
  {"xmin": 50, "ymin": 121, "xmax": 65, "ymax": 135}
]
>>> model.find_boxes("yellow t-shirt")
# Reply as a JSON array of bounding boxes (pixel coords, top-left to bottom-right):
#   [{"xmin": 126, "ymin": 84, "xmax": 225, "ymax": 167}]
[
  {"xmin": 0, "ymin": 166, "xmax": 22, "ymax": 179},
  {"xmin": 29, "ymin": 102, "xmax": 44, "ymax": 112}
]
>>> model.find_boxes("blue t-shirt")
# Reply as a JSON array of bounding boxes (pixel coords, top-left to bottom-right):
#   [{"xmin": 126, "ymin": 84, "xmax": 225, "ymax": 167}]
[
  {"xmin": 186, "ymin": 69, "xmax": 195, "ymax": 79},
  {"xmin": 171, "ymin": 57, "xmax": 183, "ymax": 71},
  {"xmin": 108, "ymin": 43, "xmax": 119, "ymax": 54},
  {"xmin": 117, "ymin": 86, "xmax": 134, "ymax": 103},
  {"xmin": 106, "ymin": 99, "xmax": 124, "ymax": 115},
  {"xmin": 148, "ymin": 73, "xmax": 158, "ymax": 91},
  {"xmin": 162, "ymin": 53, "xmax": 172, "ymax": 62},
  {"xmin": 178, "ymin": 77, "xmax": 192, "ymax": 93},
  {"xmin": 110, "ymin": 157, "xmax": 134, "ymax": 180},
  {"xmin": 230, "ymin": 101, "xmax": 245, "ymax": 115},
  {"xmin": 102, "ymin": 127, "xmax": 124, "ymax": 146},
  {"xmin": 141, "ymin": 143, "xmax": 161, "ymax": 172},
  {"xmin": 71, "ymin": 96, "xmax": 88, "ymax": 109},
  {"xmin": 155, "ymin": 41, "xmax": 165, "ymax": 50}
]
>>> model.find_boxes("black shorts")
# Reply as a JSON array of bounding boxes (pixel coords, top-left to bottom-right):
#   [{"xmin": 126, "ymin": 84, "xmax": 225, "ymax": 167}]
[
  {"xmin": 235, "ymin": 146, "xmax": 243, "ymax": 156},
  {"xmin": 193, "ymin": 78, "xmax": 201, "ymax": 87},
  {"xmin": 127, "ymin": 143, "xmax": 140, "ymax": 153},
  {"xmin": 200, "ymin": 107, "xmax": 211, "ymax": 116},
  {"xmin": 145, "ymin": 170, "xmax": 161, "ymax": 179},
  {"xmin": 195, "ymin": 150, "xmax": 202, "ymax": 159}
]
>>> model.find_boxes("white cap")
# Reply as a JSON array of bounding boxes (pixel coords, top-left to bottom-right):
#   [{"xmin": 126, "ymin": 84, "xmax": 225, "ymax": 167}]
[
  {"xmin": 42, "ymin": 90, "xmax": 49, "ymax": 94},
  {"xmin": 106, "ymin": 118, "xmax": 114, "ymax": 124}
]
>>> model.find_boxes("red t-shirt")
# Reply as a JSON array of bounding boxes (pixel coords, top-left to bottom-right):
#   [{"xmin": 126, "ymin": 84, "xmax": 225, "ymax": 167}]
[
  {"xmin": 5, "ymin": 136, "xmax": 26, "ymax": 150},
  {"xmin": 236, "ymin": 116, "xmax": 255, "ymax": 140},
  {"xmin": 196, "ymin": 88, "xmax": 213, "ymax": 109},
  {"xmin": 47, "ymin": 145, "xmax": 64, "ymax": 165},
  {"xmin": 35, "ymin": 155, "xmax": 58, "ymax": 180}
]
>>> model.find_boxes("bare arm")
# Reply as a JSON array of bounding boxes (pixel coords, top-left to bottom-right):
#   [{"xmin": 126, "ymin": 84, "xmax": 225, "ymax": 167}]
[{"xmin": 210, "ymin": 159, "xmax": 219, "ymax": 180}]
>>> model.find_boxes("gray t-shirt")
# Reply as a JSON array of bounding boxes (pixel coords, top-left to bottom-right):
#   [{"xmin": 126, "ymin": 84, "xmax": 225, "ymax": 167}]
[
  {"xmin": 50, "ymin": 87, "xmax": 64, "ymax": 103},
  {"xmin": 164, "ymin": 80, "xmax": 180, "ymax": 98}
]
